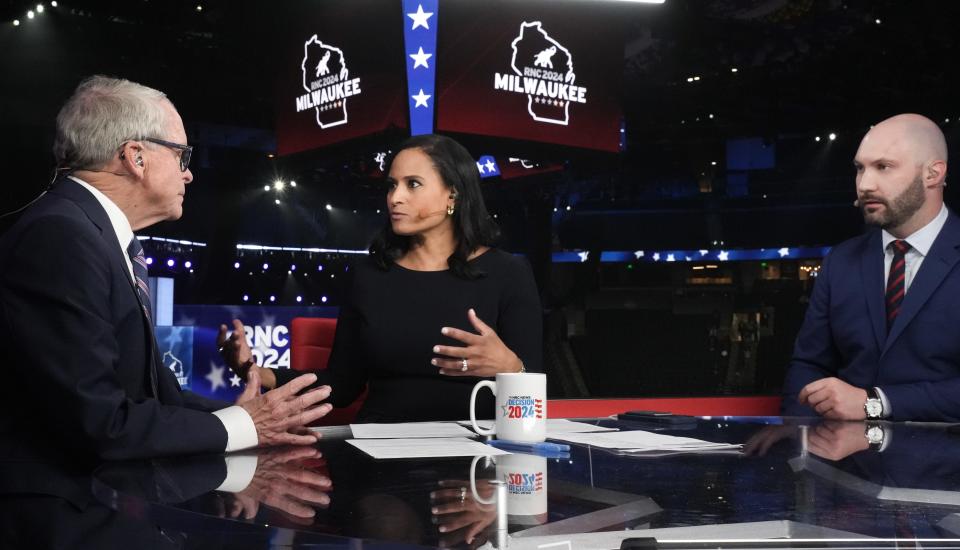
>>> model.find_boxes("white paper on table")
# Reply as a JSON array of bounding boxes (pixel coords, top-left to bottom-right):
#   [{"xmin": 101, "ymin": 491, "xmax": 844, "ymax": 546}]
[
  {"xmin": 547, "ymin": 429, "xmax": 741, "ymax": 452},
  {"xmin": 349, "ymin": 422, "xmax": 477, "ymax": 439},
  {"xmin": 347, "ymin": 437, "xmax": 511, "ymax": 459},
  {"xmin": 459, "ymin": 419, "xmax": 618, "ymax": 435}
]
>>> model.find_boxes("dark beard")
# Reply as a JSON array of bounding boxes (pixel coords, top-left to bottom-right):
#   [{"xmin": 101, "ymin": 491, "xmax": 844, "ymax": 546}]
[{"xmin": 861, "ymin": 175, "xmax": 925, "ymax": 230}]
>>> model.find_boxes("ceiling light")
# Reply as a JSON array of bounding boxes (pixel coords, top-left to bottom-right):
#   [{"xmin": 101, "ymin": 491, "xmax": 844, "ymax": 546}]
[
  {"xmin": 828, "ymin": 133, "xmax": 837, "ymax": 141},
  {"xmin": 36, "ymin": 4, "xmax": 44, "ymax": 14},
  {"xmin": 50, "ymin": 1, "xmax": 57, "ymax": 6},
  {"xmin": 290, "ymin": 180, "xmax": 297, "ymax": 187},
  {"xmin": 875, "ymin": 18, "xmax": 881, "ymax": 25},
  {"xmin": 325, "ymin": 203, "xmax": 332, "ymax": 211},
  {"xmin": 731, "ymin": 68, "xmax": 738, "ymax": 73},
  {"xmin": 274, "ymin": 180, "xmax": 284, "ymax": 191},
  {"xmin": 13, "ymin": 19, "xmax": 19, "ymax": 25},
  {"xmin": 274, "ymin": 199, "xmax": 280, "ymax": 205},
  {"xmin": 27, "ymin": 10, "xmax": 34, "ymax": 19},
  {"xmin": 815, "ymin": 136, "xmax": 821, "ymax": 142},
  {"xmin": 196, "ymin": 5, "xmax": 203, "ymax": 11},
  {"xmin": 263, "ymin": 185, "xmax": 270, "ymax": 191}
]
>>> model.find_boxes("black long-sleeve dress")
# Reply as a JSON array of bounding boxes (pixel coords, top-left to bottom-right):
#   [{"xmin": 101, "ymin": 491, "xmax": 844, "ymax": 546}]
[{"xmin": 275, "ymin": 248, "xmax": 543, "ymax": 422}]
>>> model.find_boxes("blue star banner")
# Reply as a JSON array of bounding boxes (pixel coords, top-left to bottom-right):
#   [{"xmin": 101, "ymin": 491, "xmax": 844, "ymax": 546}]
[
  {"xmin": 476, "ymin": 155, "xmax": 500, "ymax": 178},
  {"xmin": 403, "ymin": 0, "xmax": 438, "ymax": 135},
  {"xmin": 551, "ymin": 247, "xmax": 833, "ymax": 263}
]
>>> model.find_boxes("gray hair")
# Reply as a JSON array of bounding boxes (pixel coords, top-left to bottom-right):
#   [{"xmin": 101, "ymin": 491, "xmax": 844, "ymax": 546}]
[{"xmin": 54, "ymin": 75, "xmax": 170, "ymax": 170}]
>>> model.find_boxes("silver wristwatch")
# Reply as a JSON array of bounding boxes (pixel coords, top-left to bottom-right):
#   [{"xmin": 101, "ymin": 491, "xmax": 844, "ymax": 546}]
[
  {"xmin": 864, "ymin": 387, "xmax": 883, "ymax": 420},
  {"xmin": 865, "ymin": 422, "xmax": 885, "ymax": 451}
]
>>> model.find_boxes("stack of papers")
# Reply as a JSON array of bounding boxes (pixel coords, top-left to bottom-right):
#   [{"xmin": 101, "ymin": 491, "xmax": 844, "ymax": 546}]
[
  {"xmin": 347, "ymin": 437, "xmax": 509, "ymax": 459},
  {"xmin": 350, "ymin": 422, "xmax": 477, "ymax": 439},
  {"xmin": 547, "ymin": 430, "xmax": 741, "ymax": 454}
]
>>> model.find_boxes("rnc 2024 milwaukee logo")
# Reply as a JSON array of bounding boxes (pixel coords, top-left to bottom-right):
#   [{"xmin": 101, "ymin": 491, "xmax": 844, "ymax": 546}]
[
  {"xmin": 494, "ymin": 21, "xmax": 588, "ymax": 126},
  {"xmin": 294, "ymin": 35, "xmax": 362, "ymax": 129}
]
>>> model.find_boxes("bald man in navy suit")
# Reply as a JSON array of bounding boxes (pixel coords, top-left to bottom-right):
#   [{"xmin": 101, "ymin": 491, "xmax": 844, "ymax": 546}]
[{"xmin": 783, "ymin": 113, "xmax": 959, "ymax": 421}]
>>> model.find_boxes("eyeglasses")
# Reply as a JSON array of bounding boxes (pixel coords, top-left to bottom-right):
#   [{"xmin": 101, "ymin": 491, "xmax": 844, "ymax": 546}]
[{"xmin": 144, "ymin": 137, "xmax": 193, "ymax": 172}]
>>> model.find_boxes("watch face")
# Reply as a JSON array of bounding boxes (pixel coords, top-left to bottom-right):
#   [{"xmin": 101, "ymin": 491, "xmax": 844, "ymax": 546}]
[
  {"xmin": 865, "ymin": 399, "xmax": 883, "ymax": 418},
  {"xmin": 866, "ymin": 425, "xmax": 884, "ymax": 444}
]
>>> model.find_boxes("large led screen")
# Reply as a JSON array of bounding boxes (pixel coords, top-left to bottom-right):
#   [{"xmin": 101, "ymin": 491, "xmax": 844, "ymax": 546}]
[
  {"xmin": 435, "ymin": 0, "xmax": 625, "ymax": 152},
  {"xmin": 275, "ymin": 0, "xmax": 409, "ymax": 155}
]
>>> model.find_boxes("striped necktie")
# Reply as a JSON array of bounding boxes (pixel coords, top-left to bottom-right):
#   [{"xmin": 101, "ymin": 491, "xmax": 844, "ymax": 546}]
[
  {"xmin": 126, "ymin": 237, "xmax": 153, "ymax": 322},
  {"xmin": 885, "ymin": 239, "xmax": 910, "ymax": 332}
]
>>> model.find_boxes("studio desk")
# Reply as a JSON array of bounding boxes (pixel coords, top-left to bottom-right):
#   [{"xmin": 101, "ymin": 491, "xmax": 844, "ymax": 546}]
[{"xmin": 26, "ymin": 411, "xmax": 960, "ymax": 549}]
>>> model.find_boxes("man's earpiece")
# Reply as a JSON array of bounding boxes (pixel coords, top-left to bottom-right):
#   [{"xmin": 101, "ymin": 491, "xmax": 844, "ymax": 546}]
[{"xmin": 135, "ymin": 156, "xmax": 144, "ymax": 167}]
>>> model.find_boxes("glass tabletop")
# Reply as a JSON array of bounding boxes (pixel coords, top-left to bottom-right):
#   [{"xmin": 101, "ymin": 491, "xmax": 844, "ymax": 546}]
[{"xmin": 75, "ymin": 417, "xmax": 960, "ymax": 549}]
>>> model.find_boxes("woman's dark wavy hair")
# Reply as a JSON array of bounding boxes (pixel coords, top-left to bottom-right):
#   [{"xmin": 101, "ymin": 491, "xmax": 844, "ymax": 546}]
[{"xmin": 369, "ymin": 134, "xmax": 500, "ymax": 279}]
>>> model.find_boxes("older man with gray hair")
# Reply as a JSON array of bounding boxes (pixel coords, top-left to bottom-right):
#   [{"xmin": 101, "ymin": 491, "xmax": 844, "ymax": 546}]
[{"xmin": 0, "ymin": 76, "xmax": 333, "ymax": 508}]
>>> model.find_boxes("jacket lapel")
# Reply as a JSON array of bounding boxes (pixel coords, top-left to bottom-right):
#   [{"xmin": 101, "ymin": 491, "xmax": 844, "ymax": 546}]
[
  {"xmin": 51, "ymin": 178, "xmax": 161, "ymax": 398},
  {"xmin": 860, "ymin": 230, "xmax": 887, "ymax": 353},
  {"xmin": 883, "ymin": 212, "xmax": 960, "ymax": 354}
]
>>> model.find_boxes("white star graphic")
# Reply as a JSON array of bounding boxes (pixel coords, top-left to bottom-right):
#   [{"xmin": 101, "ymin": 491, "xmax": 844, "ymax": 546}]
[
  {"xmin": 407, "ymin": 4, "xmax": 433, "ymax": 30},
  {"xmin": 476, "ymin": 161, "xmax": 486, "ymax": 174},
  {"xmin": 229, "ymin": 373, "xmax": 242, "ymax": 388},
  {"xmin": 699, "ymin": 249, "xmax": 709, "ymax": 256},
  {"xmin": 778, "ymin": 247, "xmax": 790, "ymax": 257},
  {"xmin": 206, "ymin": 363, "xmax": 226, "ymax": 392},
  {"xmin": 666, "ymin": 254, "xmax": 676, "ymax": 262},
  {"xmin": 577, "ymin": 251, "xmax": 589, "ymax": 263},
  {"xmin": 409, "ymin": 47, "xmax": 432, "ymax": 69},
  {"xmin": 634, "ymin": 250, "xmax": 644, "ymax": 259},
  {"xmin": 484, "ymin": 159, "xmax": 497, "ymax": 173},
  {"xmin": 718, "ymin": 250, "xmax": 729, "ymax": 261},
  {"xmin": 412, "ymin": 88, "xmax": 431, "ymax": 108},
  {"xmin": 653, "ymin": 252, "xmax": 660, "ymax": 262}
]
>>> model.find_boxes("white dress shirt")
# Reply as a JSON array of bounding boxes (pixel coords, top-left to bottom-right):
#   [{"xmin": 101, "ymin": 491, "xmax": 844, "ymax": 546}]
[
  {"xmin": 69, "ymin": 177, "xmax": 258, "ymax": 463},
  {"xmin": 874, "ymin": 203, "xmax": 949, "ymax": 417}
]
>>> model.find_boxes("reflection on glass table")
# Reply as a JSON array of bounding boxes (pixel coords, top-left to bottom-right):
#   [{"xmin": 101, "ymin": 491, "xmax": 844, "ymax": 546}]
[{"xmin": 6, "ymin": 417, "xmax": 959, "ymax": 549}]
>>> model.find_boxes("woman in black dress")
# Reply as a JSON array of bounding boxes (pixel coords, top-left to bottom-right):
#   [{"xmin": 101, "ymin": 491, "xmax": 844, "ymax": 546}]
[{"xmin": 219, "ymin": 134, "xmax": 542, "ymax": 422}]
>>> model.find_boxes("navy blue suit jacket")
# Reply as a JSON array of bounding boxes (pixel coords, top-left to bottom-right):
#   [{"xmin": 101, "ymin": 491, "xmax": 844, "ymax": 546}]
[
  {"xmin": 0, "ymin": 178, "xmax": 229, "ymax": 503},
  {"xmin": 783, "ymin": 210, "xmax": 960, "ymax": 421}
]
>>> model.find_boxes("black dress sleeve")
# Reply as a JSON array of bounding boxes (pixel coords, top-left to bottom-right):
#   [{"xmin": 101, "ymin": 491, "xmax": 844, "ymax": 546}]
[
  {"xmin": 497, "ymin": 255, "xmax": 543, "ymax": 372},
  {"xmin": 274, "ymin": 268, "xmax": 369, "ymax": 407}
]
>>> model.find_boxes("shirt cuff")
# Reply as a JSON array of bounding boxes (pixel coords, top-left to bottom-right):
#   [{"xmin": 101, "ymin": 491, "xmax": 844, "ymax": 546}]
[
  {"xmin": 212, "ymin": 405, "xmax": 259, "ymax": 452},
  {"xmin": 875, "ymin": 386, "xmax": 893, "ymax": 419},
  {"xmin": 215, "ymin": 453, "xmax": 259, "ymax": 493}
]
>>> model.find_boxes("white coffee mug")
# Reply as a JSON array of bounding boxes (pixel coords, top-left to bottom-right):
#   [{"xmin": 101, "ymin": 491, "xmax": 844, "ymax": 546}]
[
  {"xmin": 470, "ymin": 454, "xmax": 548, "ymax": 526},
  {"xmin": 470, "ymin": 372, "xmax": 546, "ymax": 443}
]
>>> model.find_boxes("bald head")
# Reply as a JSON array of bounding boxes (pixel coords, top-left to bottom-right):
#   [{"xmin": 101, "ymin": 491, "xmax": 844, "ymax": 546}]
[
  {"xmin": 854, "ymin": 113, "xmax": 949, "ymax": 237},
  {"xmin": 860, "ymin": 113, "xmax": 948, "ymax": 167}
]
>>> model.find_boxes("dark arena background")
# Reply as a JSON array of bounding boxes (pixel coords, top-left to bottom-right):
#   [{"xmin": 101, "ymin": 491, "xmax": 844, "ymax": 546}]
[{"xmin": 1, "ymin": 0, "xmax": 958, "ymax": 402}]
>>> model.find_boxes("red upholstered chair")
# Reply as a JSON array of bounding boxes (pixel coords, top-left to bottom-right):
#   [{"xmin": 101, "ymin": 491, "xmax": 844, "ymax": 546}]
[{"xmin": 289, "ymin": 317, "xmax": 367, "ymax": 425}]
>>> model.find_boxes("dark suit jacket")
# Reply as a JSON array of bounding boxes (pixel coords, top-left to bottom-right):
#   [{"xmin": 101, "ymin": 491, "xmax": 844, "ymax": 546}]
[
  {"xmin": 0, "ymin": 178, "xmax": 229, "ymax": 502},
  {"xmin": 783, "ymin": 210, "xmax": 960, "ymax": 421}
]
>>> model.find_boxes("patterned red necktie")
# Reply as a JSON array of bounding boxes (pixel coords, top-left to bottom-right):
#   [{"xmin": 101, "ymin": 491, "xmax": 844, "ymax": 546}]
[{"xmin": 885, "ymin": 240, "xmax": 910, "ymax": 332}]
